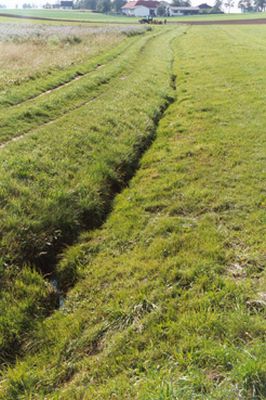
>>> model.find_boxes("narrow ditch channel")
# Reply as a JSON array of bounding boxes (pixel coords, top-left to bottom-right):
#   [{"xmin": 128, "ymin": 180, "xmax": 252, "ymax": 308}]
[{"xmin": 44, "ymin": 70, "xmax": 177, "ymax": 309}]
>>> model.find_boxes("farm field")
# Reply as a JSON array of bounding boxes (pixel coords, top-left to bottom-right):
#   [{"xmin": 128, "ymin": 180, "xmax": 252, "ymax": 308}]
[
  {"xmin": 0, "ymin": 19, "xmax": 266, "ymax": 400},
  {"xmin": 0, "ymin": 9, "xmax": 135, "ymax": 23},
  {"xmin": 2, "ymin": 8, "xmax": 266, "ymax": 23}
]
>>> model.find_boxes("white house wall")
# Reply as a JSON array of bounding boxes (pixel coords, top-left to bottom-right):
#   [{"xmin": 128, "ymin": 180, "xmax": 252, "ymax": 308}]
[
  {"xmin": 123, "ymin": 8, "xmax": 134, "ymax": 15},
  {"xmin": 134, "ymin": 6, "xmax": 152, "ymax": 16},
  {"xmin": 168, "ymin": 8, "xmax": 183, "ymax": 15}
]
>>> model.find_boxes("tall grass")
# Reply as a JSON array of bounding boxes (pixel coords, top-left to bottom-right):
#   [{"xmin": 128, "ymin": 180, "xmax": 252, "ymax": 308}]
[
  {"xmin": 0, "ymin": 24, "xmax": 130, "ymax": 93},
  {"xmin": 0, "ymin": 33, "xmax": 149, "ymax": 143}
]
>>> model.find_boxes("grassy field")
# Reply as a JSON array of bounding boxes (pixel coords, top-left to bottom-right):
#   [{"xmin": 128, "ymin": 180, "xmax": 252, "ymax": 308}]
[
  {"xmin": 0, "ymin": 22, "xmax": 141, "ymax": 92},
  {"xmin": 0, "ymin": 20, "xmax": 266, "ymax": 400},
  {"xmin": 0, "ymin": 24, "xmax": 147, "ymax": 142},
  {"xmin": 0, "ymin": 24, "xmax": 180, "ymax": 366},
  {"xmin": 0, "ymin": 9, "xmax": 135, "ymax": 23},
  {"xmin": 2, "ymin": 8, "xmax": 266, "ymax": 23}
]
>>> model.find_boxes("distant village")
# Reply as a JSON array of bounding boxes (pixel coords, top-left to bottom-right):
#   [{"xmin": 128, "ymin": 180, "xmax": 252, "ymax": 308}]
[
  {"xmin": 2, "ymin": 0, "xmax": 265, "ymax": 16},
  {"xmin": 122, "ymin": 1, "xmax": 224, "ymax": 17},
  {"xmin": 39, "ymin": 0, "xmax": 224, "ymax": 17}
]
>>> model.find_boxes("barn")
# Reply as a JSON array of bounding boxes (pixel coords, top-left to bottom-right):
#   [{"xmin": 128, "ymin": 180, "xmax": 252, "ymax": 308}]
[{"xmin": 167, "ymin": 6, "xmax": 200, "ymax": 15}]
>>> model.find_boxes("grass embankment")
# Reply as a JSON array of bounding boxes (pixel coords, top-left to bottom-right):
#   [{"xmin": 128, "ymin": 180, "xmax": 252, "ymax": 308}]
[
  {"xmin": 1, "ymin": 25, "xmax": 265, "ymax": 399},
  {"xmin": 0, "ymin": 31, "xmax": 148, "ymax": 144},
  {"xmin": 0, "ymin": 26, "xmax": 180, "ymax": 366}
]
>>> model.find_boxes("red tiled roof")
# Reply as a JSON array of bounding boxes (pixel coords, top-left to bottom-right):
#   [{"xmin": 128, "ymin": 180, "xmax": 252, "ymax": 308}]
[
  {"xmin": 122, "ymin": 0, "xmax": 160, "ymax": 9},
  {"xmin": 122, "ymin": 1, "xmax": 137, "ymax": 8}
]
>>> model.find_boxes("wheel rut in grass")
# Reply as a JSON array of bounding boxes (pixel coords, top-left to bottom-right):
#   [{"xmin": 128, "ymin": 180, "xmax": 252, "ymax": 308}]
[
  {"xmin": 0, "ymin": 36, "xmax": 137, "ymax": 110},
  {"xmin": 0, "ymin": 31, "xmax": 160, "ymax": 146},
  {"xmin": 9, "ymin": 70, "xmax": 97, "ymax": 108},
  {"xmin": 0, "ymin": 94, "xmax": 99, "ymax": 150}
]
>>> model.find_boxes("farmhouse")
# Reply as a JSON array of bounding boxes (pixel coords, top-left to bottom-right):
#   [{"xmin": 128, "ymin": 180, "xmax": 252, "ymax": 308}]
[
  {"xmin": 167, "ymin": 6, "xmax": 200, "ymax": 15},
  {"xmin": 122, "ymin": 0, "xmax": 160, "ymax": 17},
  {"xmin": 122, "ymin": 1, "xmax": 205, "ymax": 17}
]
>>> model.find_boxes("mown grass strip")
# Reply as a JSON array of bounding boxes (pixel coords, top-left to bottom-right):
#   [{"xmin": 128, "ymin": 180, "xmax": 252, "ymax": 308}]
[
  {"xmin": 1, "ymin": 24, "xmax": 265, "ymax": 400},
  {"xmin": 0, "ymin": 31, "xmax": 155, "ymax": 144},
  {"xmin": 0, "ymin": 26, "xmax": 181, "ymax": 364}
]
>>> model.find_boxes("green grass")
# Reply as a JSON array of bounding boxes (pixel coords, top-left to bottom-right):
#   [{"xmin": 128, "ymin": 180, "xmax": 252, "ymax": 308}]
[
  {"xmin": 1, "ymin": 24, "xmax": 265, "ymax": 399},
  {"xmin": 0, "ymin": 34, "xmax": 147, "ymax": 143},
  {"xmin": 0, "ymin": 9, "xmax": 138, "ymax": 23},
  {"xmin": 2, "ymin": 8, "xmax": 266, "ymax": 23},
  {"xmin": 0, "ymin": 24, "xmax": 131, "ymax": 93},
  {"xmin": 0, "ymin": 15, "xmax": 97, "ymax": 24},
  {"xmin": 170, "ymin": 11, "xmax": 266, "ymax": 21},
  {"xmin": 0, "ymin": 26, "xmax": 180, "ymax": 366}
]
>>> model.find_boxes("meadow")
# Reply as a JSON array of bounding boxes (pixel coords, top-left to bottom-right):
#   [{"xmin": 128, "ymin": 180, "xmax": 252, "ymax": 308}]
[
  {"xmin": 0, "ymin": 8, "xmax": 134, "ymax": 22},
  {"xmin": 0, "ymin": 18, "xmax": 265, "ymax": 400},
  {"xmin": 0, "ymin": 21, "xmax": 142, "ymax": 92}
]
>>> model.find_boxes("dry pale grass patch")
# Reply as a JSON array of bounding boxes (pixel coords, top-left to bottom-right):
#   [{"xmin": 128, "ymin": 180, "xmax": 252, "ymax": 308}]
[{"xmin": 0, "ymin": 31, "xmax": 123, "ymax": 90}]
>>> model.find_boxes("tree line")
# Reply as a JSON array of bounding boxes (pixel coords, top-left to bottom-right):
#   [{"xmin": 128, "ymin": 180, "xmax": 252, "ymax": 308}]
[
  {"xmin": 73, "ymin": 0, "xmax": 222, "ymax": 13},
  {"xmin": 238, "ymin": 0, "xmax": 266, "ymax": 11},
  {"xmin": 73, "ymin": 0, "xmax": 266, "ymax": 13},
  {"xmin": 74, "ymin": 0, "xmax": 126, "ymax": 12}
]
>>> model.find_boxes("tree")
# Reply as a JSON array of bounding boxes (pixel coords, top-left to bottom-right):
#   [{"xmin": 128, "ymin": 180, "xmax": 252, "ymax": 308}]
[
  {"xmin": 254, "ymin": 0, "xmax": 266, "ymax": 10},
  {"xmin": 112, "ymin": 0, "xmax": 126, "ymax": 12},
  {"xmin": 212, "ymin": 0, "xmax": 223, "ymax": 10},
  {"xmin": 96, "ymin": 0, "xmax": 111, "ymax": 12},
  {"xmin": 238, "ymin": 0, "xmax": 253, "ymax": 11},
  {"xmin": 74, "ymin": 0, "xmax": 97, "ymax": 9},
  {"xmin": 157, "ymin": 4, "xmax": 167, "ymax": 15},
  {"xmin": 224, "ymin": 0, "xmax": 234, "ymax": 12},
  {"xmin": 171, "ymin": 0, "xmax": 191, "ymax": 6}
]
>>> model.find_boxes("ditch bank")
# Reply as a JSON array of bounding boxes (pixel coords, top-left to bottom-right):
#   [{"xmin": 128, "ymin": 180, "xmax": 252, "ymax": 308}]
[{"xmin": 0, "ymin": 27, "xmax": 181, "ymax": 366}]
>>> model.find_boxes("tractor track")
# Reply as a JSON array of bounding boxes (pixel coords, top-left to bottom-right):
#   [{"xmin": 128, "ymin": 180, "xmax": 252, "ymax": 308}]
[
  {"xmin": 8, "ymin": 64, "xmax": 105, "ymax": 110},
  {"xmin": 0, "ymin": 38, "xmax": 136, "ymax": 111},
  {"xmin": 0, "ymin": 95, "xmax": 99, "ymax": 150},
  {"xmin": 0, "ymin": 31, "xmax": 162, "ymax": 150}
]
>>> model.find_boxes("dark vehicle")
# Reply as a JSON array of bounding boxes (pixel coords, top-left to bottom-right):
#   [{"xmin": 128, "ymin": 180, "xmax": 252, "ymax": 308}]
[
  {"xmin": 139, "ymin": 16, "xmax": 153, "ymax": 23},
  {"xmin": 139, "ymin": 17, "xmax": 163, "ymax": 24}
]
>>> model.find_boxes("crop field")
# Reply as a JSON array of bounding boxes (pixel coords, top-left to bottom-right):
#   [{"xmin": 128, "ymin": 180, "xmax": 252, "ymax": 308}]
[{"xmin": 0, "ymin": 18, "xmax": 266, "ymax": 400}]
